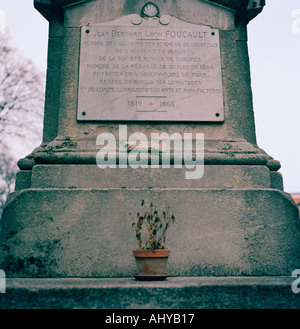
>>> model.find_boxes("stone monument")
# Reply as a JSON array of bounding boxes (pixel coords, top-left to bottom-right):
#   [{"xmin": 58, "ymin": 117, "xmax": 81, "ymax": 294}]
[{"xmin": 1, "ymin": 0, "xmax": 300, "ymax": 281}]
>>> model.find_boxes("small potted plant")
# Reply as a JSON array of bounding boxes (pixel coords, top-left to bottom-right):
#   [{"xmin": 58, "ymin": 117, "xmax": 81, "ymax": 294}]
[{"xmin": 130, "ymin": 200, "xmax": 175, "ymax": 280}]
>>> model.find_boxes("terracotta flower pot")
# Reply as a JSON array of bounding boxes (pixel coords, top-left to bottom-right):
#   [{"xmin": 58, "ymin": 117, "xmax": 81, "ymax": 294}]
[{"xmin": 133, "ymin": 249, "xmax": 170, "ymax": 280}]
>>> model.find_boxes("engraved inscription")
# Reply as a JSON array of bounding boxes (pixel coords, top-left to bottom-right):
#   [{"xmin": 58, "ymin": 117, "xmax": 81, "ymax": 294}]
[{"xmin": 78, "ymin": 24, "xmax": 224, "ymax": 121}]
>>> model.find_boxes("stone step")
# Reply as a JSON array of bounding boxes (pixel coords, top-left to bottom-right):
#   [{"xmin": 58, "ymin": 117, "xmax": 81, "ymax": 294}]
[{"xmin": 1, "ymin": 277, "xmax": 299, "ymax": 309}]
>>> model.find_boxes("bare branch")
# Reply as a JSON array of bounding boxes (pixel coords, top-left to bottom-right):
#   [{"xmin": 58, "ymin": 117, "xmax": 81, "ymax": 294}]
[{"xmin": 0, "ymin": 32, "xmax": 45, "ymax": 218}]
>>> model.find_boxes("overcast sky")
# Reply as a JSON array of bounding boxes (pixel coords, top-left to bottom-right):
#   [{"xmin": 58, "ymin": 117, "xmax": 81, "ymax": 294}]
[{"xmin": 0, "ymin": 0, "xmax": 299, "ymax": 193}]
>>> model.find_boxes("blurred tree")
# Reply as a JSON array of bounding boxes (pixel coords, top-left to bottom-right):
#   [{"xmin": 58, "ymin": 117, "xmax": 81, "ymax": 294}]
[{"xmin": 0, "ymin": 32, "xmax": 44, "ymax": 218}]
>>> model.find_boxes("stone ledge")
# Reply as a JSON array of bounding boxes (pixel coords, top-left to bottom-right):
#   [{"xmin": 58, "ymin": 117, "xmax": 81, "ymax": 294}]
[
  {"xmin": 1, "ymin": 277, "xmax": 299, "ymax": 309},
  {"xmin": 30, "ymin": 165, "xmax": 272, "ymax": 189}
]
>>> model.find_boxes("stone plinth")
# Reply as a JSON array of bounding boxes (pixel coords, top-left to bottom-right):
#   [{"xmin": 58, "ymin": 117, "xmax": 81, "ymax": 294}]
[
  {"xmin": 1, "ymin": 0, "xmax": 299, "ymax": 280},
  {"xmin": 1, "ymin": 187, "xmax": 300, "ymax": 277}
]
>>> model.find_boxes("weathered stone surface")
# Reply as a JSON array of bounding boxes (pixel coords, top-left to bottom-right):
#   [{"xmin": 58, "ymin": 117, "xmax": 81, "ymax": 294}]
[
  {"xmin": 0, "ymin": 276, "xmax": 298, "ymax": 309},
  {"xmin": 270, "ymin": 171, "xmax": 284, "ymax": 191},
  {"xmin": 14, "ymin": 171, "xmax": 32, "ymax": 191},
  {"xmin": 1, "ymin": 188, "xmax": 299, "ymax": 277},
  {"xmin": 30, "ymin": 165, "xmax": 272, "ymax": 189},
  {"xmin": 63, "ymin": 0, "xmax": 235, "ymax": 30},
  {"xmin": 42, "ymin": 22, "xmax": 63, "ymax": 144}
]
